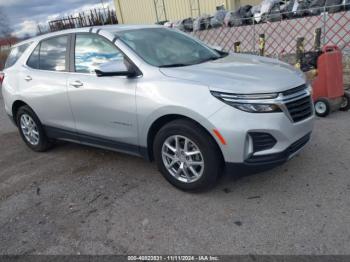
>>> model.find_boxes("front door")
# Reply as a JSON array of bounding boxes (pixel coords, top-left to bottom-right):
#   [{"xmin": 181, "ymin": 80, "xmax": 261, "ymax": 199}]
[{"xmin": 67, "ymin": 33, "xmax": 138, "ymax": 153}]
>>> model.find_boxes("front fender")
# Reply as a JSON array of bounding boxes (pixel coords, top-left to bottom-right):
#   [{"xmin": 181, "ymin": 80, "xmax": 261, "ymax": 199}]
[{"xmin": 138, "ymin": 105, "xmax": 222, "ymax": 148}]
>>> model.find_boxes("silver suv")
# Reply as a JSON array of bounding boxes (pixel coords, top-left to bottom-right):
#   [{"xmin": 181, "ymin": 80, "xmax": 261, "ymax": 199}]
[{"xmin": 1, "ymin": 25, "xmax": 314, "ymax": 191}]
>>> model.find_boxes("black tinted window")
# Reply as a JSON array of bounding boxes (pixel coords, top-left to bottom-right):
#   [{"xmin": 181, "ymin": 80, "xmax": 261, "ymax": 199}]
[
  {"xmin": 39, "ymin": 36, "xmax": 68, "ymax": 71},
  {"xmin": 75, "ymin": 34, "xmax": 123, "ymax": 73},
  {"xmin": 27, "ymin": 44, "xmax": 40, "ymax": 69},
  {"xmin": 5, "ymin": 43, "xmax": 30, "ymax": 69}
]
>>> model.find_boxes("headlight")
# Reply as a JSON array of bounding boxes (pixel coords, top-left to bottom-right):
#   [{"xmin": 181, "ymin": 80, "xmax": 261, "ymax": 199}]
[
  {"xmin": 211, "ymin": 91, "xmax": 282, "ymax": 113},
  {"xmin": 233, "ymin": 103, "xmax": 281, "ymax": 113},
  {"xmin": 211, "ymin": 91, "xmax": 278, "ymax": 100}
]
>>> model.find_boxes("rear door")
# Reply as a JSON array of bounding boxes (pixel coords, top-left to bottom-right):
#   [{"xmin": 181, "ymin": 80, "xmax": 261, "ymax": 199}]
[
  {"xmin": 19, "ymin": 35, "xmax": 76, "ymax": 133},
  {"xmin": 66, "ymin": 33, "xmax": 138, "ymax": 152}
]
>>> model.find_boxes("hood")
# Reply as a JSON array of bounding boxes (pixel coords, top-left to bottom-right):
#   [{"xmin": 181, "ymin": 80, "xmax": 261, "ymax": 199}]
[{"xmin": 159, "ymin": 54, "xmax": 306, "ymax": 94}]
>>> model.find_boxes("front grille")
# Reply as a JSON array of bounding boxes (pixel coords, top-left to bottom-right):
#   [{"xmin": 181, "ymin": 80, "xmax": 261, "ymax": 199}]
[
  {"xmin": 249, "ymin": 132, "xmax": 277, "ymax": 152},
  {"xmin": 285, "ymin": 95, "xmax": 313, "ymax": 122},
  {"xmin": 245, "ymin": 133, "xmax": 311, "ymax": 164},
  {"xmin": 282, "ymin": 84, "xmax": 306, "ymax": 96}
]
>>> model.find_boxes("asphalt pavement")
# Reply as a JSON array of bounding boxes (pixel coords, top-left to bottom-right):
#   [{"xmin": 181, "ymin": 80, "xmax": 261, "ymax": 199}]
[{"xmin": 0, "ymin": 94, "xmax": 349, "ymax": 255}]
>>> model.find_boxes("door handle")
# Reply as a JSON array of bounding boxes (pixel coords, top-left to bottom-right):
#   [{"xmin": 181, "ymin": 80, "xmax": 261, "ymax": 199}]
[
  {"xmin": 69, "ymin": 80, "xmax": 84, "ymax": 88},
  {"xmin": 24, "ymin": 76, "xmax": 32, "ymax": 82}
]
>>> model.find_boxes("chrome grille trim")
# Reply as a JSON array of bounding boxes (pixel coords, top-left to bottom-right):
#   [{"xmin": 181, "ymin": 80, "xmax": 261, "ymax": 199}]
[{"xmin": 211, "ymin": 84, "xmax": 314, "ymax": 123}]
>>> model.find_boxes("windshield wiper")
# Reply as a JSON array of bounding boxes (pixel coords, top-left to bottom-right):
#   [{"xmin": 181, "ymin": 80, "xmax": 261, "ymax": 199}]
[
  {"xmin": 159, "ymin": 52, "xmax": 229, "ymax": 68},
  {"xmin": 159, "ymin": 63, "xmax": 190, "ymax": 68},
  {"xmin": 217, "ymin": 50, "xmax": 229, "ymax": 58},
  {"xmin": 194, "ymin": 52, "xmax": 229, "ymax": 65},
  {"xmin": 193, "ymin": 56, "xmax": 221, "ymax": 65}
]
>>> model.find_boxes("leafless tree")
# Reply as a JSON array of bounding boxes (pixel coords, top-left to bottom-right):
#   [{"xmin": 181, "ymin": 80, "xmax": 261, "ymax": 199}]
[{"xmin": 0, "ymin": 7, "xmax": 12, "ymax": 37}]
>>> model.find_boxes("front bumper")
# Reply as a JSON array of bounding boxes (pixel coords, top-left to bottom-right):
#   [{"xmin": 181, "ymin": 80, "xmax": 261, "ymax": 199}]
[
  {"xmin": 244, "ymin": 132, "xmax": 311, "ymax": 165},
  {"xmin": 225, "ymin": 133, "xmax": 310, "ymax": 174},
  {"xmin": 208, "ymin": 103, "xmax": 314, "ymax": 164}
]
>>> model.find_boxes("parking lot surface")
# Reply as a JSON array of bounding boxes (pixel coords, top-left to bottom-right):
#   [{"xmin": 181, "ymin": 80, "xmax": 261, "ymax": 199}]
[{"xmin": 0, "ymin": 94, "xmax": 349, "ymax": 255}]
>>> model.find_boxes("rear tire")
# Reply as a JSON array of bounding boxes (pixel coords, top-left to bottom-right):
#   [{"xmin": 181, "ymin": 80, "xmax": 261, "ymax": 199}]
[
  {"xmin": 16, "ymin": 105, "xmax": 52, "ymax": 152},
  {"xmin": 340, "ymin": 91, "xmax": 350, "ymax": 111},
  {"xmin": 314, "ymin": 98, "xmax": 331, "ymax": 117},
  {"xmin": 153, "ymin": 119, "xmax": 223, "ymax": 191}
]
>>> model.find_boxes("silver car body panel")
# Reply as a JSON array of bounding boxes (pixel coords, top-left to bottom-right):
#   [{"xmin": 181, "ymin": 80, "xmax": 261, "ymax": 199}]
[{"xmin": 2, "ymin": 25, "xmax": 314, "ymax": 165}]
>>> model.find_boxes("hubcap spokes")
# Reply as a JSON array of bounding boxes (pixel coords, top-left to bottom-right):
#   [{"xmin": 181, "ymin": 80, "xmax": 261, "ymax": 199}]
[
  {"xmin": 162, "ymin": 135, "xmax": 204, "ymax": 183},
  {"xmin": 20, "ymin": 114, "xmax": 40, "ymax": 146}
]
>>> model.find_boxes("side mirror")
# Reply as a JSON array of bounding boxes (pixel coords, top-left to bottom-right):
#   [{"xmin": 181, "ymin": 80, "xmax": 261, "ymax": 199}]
[{"xmin": 95, "ymin": 60, "xmax": 135, "ymax": 77}]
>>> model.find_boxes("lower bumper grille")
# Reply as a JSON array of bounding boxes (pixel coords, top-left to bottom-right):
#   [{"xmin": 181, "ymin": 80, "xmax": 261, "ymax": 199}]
[
  {"xmin": 245, "ymin": 133, "xmax": 311, "ymax": 165},
  {"xmin": 249, "ymin": 132, "xmax": 277, "ymax": 153}
]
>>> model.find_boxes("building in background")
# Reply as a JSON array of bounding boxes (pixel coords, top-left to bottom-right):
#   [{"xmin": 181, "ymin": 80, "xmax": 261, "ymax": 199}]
[{"xmin": 114, "ymin": 0, "xmax": 260, "ymax": 24}]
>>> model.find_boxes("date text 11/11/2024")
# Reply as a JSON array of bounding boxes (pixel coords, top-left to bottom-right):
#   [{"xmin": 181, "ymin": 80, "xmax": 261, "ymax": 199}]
[{"xmin": 127, "ymin": 255, "xmax": 220, "ymax": 261}]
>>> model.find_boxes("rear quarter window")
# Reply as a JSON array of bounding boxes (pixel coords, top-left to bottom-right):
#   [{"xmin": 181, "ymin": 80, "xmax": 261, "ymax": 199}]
[
  {"xmin": 26, "ymin": 35, "xmax": 68, "ymax": 72},
  {"xmin": 27, "ymin": 44, "xmax": 40, "ymax": 69},
  {"xmin": 4, "ymin": 43, "xmax": 30, "ymax": 69}
]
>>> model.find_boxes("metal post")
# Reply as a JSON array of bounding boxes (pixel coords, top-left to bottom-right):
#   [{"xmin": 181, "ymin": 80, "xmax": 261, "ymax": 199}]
[
  {"xmin": 259, "ymin": 34, "xmax": 265, "ymax": 56},
  {"xmin": 154, "ymin": 0, "xmax": 167, "ymax": 23},
  {"xmin": 153, "ymin": 0, "xmax": 159, "ymax": 23},
  {"xmin": 252, "ymin": 19, "xmax": 256, "ymax": 54},
  {"xmin": 313, "ymin": 28, "xmax": 322, "ymax": 51},
  {"xmin": 296, "ymin": 37, "xmax": 305, "ymax": 69},
  {"xmin": 322, "ymin": 6, "xmax": 327, "ymax": 46},
  {"xmin": 234, "ymin": 42, "xmax": 241, "ymax": 53},
  {"xmin": 163, "ymin": 0, "xmax": 168, "ymax": 21}
]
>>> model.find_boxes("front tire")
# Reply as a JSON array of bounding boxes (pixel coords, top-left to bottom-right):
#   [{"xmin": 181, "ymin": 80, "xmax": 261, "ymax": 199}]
[
  {"xmin": 16, "ymin": 105, "xmax": 52, "ymax": 152},
  {"xmin": 153, "ymin": 119, "xmax": 223, "ymax": 191}
]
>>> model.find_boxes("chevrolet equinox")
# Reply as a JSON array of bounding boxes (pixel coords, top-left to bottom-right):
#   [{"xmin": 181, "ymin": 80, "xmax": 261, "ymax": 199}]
[{"xmin": 1, "ymin": 25, "xmax": 314, "ymax": 191}]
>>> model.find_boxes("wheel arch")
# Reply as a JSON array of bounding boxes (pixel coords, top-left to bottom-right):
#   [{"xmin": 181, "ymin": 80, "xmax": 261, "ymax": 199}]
[
  {"xmin": 145, "ymin": 114, "xmax": 224, "ymax": 162},
  {"xmin": 11, "ymin": 100, "xmax": 29, "ymax": 125}
]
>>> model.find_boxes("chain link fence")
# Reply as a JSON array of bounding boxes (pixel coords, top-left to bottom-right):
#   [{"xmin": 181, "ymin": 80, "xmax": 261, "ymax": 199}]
[
  {"xmin": 190, "ymin": 6, "xmax": 350, "ymax": 57},
  {"xmin": 187, "ymin": 6, "xmax": 350, "ymax": 87}
]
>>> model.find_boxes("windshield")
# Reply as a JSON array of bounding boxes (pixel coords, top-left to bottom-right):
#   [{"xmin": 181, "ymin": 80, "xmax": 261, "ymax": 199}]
[{"xmin": 116, "ymin": 28, "xmax": 223, "ymax": 67}]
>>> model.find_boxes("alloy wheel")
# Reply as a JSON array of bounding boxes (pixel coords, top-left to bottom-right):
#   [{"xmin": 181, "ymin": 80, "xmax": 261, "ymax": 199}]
[
  {"xmin": 161, "ymin": 135, "xmax": 204, "ymax": 183},
  {"xmin": 20, "ymin": 114, "xmax": 40, "ymax": 146}
]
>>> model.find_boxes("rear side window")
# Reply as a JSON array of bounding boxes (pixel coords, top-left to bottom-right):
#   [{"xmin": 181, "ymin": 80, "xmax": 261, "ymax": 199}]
[
  {"xmin": 27, "ymin": 35, "xmax": 68, "ymax": 71},
  {"xmin": 4, "ymin": 43, "xmax": 30, "ymax": 69}
]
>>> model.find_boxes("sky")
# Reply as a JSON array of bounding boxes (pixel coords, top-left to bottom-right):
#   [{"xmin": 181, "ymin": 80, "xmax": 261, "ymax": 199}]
[{"xmin": 0, "ymin": 0, "xmax": 115, "ymax": 37}]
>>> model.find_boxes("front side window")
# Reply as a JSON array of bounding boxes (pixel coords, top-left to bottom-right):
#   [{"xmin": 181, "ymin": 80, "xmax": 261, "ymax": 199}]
[
  {"xmin": 116, "ymin": 28, "xmax": 222, "ymax": 67},
  {"xmin": 5, "ymin": 43, "xmax": 30, "ymax": 69},
  {"xmin": 27, "ymin": 35, "xmax": 68, "ymax": 71},
  {"xmin": 75, "ymin": 34, "xmax": 123, "ymax": 73}
]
